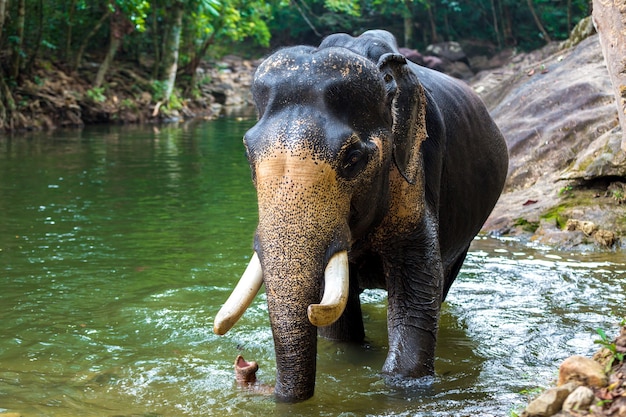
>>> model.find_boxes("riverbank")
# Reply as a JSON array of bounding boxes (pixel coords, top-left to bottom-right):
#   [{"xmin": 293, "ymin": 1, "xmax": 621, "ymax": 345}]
[{"xmin": 0, "ymin": 54, "xmax": 257, "ymax": 131}]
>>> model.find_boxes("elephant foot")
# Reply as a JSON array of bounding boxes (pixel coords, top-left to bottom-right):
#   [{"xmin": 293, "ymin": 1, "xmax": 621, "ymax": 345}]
[{"xmin": 234, "ymin": 355, "xmax": 274, "ymax": 395}]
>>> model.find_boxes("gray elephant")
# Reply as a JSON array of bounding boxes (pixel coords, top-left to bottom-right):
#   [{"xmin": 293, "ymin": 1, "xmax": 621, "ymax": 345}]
[{"xmin": 214, "ymin": 30, "xmax": 508, "ymax": 402}]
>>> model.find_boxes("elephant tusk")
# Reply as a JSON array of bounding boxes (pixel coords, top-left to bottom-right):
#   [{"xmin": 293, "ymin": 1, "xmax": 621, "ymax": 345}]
[
  {"xmin": 213, "ymin": 252, "xmax": 264, "ymax": 335},
  {"xmin": 307, "ymin": 250, "xmax": 349, "ymax": 327}
]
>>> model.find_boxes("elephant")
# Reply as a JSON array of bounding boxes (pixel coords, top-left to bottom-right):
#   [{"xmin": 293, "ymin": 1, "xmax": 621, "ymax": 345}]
[{"xmin": 214, "ymin": 29, "xmax": 509, "ymax": 402}]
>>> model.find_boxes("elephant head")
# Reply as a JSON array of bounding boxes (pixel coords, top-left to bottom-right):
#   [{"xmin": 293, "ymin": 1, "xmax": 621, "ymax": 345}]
[{"xmin": 214, "ymin": 35, "xmax": 428, "ymax": 402}]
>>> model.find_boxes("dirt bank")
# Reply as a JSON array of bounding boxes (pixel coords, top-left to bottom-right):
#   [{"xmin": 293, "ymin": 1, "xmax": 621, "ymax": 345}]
[{"xmin": 0, "ymin": 55, "xmax": 256, "ymax": 131}]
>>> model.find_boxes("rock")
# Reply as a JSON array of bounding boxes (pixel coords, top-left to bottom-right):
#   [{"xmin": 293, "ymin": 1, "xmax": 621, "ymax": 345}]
[
  {"xmin": 424, "ymin": 41, "xmax": 474, "ymax": 79},
  {"xmin": 560, "ymin": 16, "xmax": 596, "ymax": 49},
  {"xmin": 607, "ymin": 397, "xmax": 626, "ymax": 416},
  {"xmin": 558, "ymin": 355, "xmax": 608, "ymax": 388},
  {"xmin": 522, "ymin": 382, "xmax": 578, "ymax": 417},
  {"xmin": 594, "ymin": 229, "xmax": 618, "ymax": 247},
  {"xmin": 560, "ymin": 127, "xmax": 626, "ymax": 181},
  {"xmin": 551, "ymin": 412, "xmax": 578, "ymax": 417},
  {"xmin": 426, "ymin": 41, "xmax": 469, "ymax": 65},
  {"xmin": 580, "ymin": 221, "xmax": 598, "ymax": 236},
  {"xmin": 477, "ymin": 34, "xmax": 626, "ymax": 243},
  {"xmin": 562, "ymin": 385, "xmax": 595, "ymax": 412},
  {"xmin": 565, "ymin": 219, "xmax": 598, "ymax": 235}
]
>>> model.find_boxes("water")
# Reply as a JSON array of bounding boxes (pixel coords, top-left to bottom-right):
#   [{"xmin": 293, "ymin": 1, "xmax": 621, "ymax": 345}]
[{"xmin": 0, "ymin": 119, "xmax": 624, "ymax": 417}]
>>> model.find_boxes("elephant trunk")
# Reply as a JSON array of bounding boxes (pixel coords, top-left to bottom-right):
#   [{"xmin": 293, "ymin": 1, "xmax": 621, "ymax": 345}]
[
  {"xmin": 248, "ymin": 140, "xmax": 352, "ymax": 401},
  {"xmin": 213, "ymin": 249, "xmax": 350, "ymax": 402},
  {"xmin": 264, "ymin": 266, "xmax": 318, "ymax": 402},
  {"xmin": 260, "ymin": 248, "xmax": 349, "ymax": 402}
]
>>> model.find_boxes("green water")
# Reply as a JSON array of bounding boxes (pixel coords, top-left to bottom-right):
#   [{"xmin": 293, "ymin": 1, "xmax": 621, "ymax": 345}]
[{"xmin": 1, "ymin": 119, "xmax": 624, "ymax": 416}]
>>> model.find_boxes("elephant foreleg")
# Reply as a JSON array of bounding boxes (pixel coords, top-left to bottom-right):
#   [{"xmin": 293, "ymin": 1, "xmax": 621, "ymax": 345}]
[
  {"xmin": 318, "ymin": 264, "xmax": 365, "ymax": 342},
  {"xmin": 382, "ymin": 227, "xmax": 444, "ymax": 379}
]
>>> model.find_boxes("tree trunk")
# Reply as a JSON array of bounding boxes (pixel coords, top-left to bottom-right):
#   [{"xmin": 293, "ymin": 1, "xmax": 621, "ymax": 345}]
[
  {"xmin": 0, "ymin": 68, "xmax": 16, "ymax": 129},
  {"xmin": 11, "ymin": 0, "xmax": 25, "ymax": 79},
  {"xmin": 151, "ymin": 5, "xmax": 161, "ymax": 79},
  {"xmin": 74, "ymin": 9, "xmax": 112, "ymax": 70},
  {"xmin": 0, "ymin": 0, "xmax": 8, "ymax": 46},
  {"xmin": 184, "ymin": 29, "xmax": 218, "ymax": 96},
  {"xmin": 425, "ymin": 0, "xmax": 439, "ymax": 44},
  {"xmin": 490, "ymin": 0, "xmax": 502, "ymax": 48},
  {"xmin": 402, "ymin": 0, "xmax": 413, "ymax": 47},
  {"xmin": 24, "ymin": 0, "xmax": 43, "ymax": 75},
  {"xmin": 94, "ymin": 35, "xmax": 121, "ymax": 88},
  {"xmin": 160, "ymin": 2, "xmax": 184, "ymax": 102},
  {"xmin": 501, "ymin": 3, "xmax": 514, "ymax": 45},
  {"xmin": 66, "ymin": 0, "xmax": 78, "ymax": 60},
  {"xmin": 567, "ymin": 0, "xmax": 572, "ymax": 32},
  {"xmin": 93, "ymin": 8, "xmax": 133, "ymax": 88},
  {"xmin": 593, "ymin": 0, "xmax": 626, "ymax": 151},
  {"xmin": 526, "ymin": 0, "xmax": 552, "ymax": 43}
]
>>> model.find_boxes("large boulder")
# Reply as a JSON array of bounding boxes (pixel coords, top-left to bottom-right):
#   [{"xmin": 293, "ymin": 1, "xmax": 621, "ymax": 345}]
[{"xmin": 475, "ymin": 34, "xmax": 626, "ymax": 246}]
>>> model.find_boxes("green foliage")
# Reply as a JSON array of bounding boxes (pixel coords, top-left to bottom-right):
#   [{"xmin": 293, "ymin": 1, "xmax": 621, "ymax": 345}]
[
  {"xmin": 595, "ymin": 326, "xmax": 625, "ymax": 372},
  {"xmin": 559, "ymin": 185, "xmax": 574, "ymax": 198},
  {"xmin": 150, "ymin": 80, "xmax": 168, "ymax": 102},
  {"xmin": 324, "ymin": 0, "xmax": 361, "ymax": 16},
  {"xmin": 113, "ymin": 0, "xmax": 150, "ymax": 32},
  {"xmin": 85, "ymin": 87, "xmax": 106, "ymax": 103},
  {"xmin": 165, "ymin": 91, "xmax": 184, "ymax": 111}
]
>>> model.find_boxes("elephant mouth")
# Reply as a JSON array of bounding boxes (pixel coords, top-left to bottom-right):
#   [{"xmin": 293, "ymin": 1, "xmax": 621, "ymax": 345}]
[{"xmin": 213, "ymin": 250, "xmax": 350, "ymax": 335}]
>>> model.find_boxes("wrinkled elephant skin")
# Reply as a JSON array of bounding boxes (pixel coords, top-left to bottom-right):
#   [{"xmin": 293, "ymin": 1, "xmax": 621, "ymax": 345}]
[{"xmin": 215, "ymin": 29, "xmax": 509, "ymax": 402}]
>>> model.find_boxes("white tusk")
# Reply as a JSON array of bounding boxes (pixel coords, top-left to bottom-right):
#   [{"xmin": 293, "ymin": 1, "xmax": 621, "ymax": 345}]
[
  {"xmin": 213, "ymin": 253, "xmax": 264, "ymax": 335},
  {"xmin": 307, "ymin": 251, "xmax": 349, "ymax": 327}
]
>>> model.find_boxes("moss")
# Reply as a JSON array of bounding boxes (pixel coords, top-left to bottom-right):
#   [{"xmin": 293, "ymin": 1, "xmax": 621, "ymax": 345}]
[
  {"xmin": 540, "ymin": 206, "xmax": 568, "ymax": 229},
  {"xmin": 514, "ymin": 217, "xmax": 540, "ymax": 233}
]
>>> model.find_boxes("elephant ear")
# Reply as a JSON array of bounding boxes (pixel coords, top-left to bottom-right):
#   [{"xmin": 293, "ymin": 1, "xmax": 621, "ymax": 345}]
[{"xmin": 377, "ymin": 53, "xmax": 428, "ymax": 185}]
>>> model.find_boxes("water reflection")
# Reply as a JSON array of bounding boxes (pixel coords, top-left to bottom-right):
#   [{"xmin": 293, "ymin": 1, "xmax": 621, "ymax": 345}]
[{"xmin": 1, "ymin": 121, "xmax": 625, "ymax": 416}]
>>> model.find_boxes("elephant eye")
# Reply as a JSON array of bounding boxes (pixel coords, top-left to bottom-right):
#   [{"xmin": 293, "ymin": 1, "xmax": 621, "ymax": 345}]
[
  {"xmin": 340, "ymin": 147, "xmax": 368, "ymax": 179},
  {"xmin": 345, "ymin": 150, "xmax": 362, "ymax": 166}
]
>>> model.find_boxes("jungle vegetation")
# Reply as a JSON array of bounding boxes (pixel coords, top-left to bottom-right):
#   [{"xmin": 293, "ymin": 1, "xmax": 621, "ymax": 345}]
[{"xmin": 0, "ymin": 0, "xmax": 590, "ymax": 126}]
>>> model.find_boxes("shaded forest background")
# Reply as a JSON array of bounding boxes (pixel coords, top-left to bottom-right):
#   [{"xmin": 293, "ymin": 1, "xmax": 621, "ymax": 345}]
[{"xmin": 0, "ymin": 0, "xmax": 591, "ymax": 130}]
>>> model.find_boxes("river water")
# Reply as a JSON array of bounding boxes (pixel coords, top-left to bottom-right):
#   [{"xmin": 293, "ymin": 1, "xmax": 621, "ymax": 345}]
[{"xmin": 0, "ymin": 118, "xmax": 624, "ymax": 417}]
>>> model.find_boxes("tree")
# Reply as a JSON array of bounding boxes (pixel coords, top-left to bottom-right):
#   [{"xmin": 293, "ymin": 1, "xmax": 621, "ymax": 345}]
[
  {"xmin": 0, "ymin": 0, "xmax": 7, "ymax": 46},
  {"xmin": 93, "ymin": 0, "xmax": 149, "ymax": 88},
  {"xmin": 526, "ymin": 0, "xmax": 552, "ymax": 43},
  {"xmin": 183, "ymin": 0, "xmax": 273, "ymax": 96},
  {"xmin": 159, "ymin": 0, "xmax": 184, "ymax": 103},
  {"xmin": 593, "ymin": 0, "xmax": 626, "ymax": 151},
  {"xmin": 11, "ymin": 0, "xmax": 25, "ymax": 79}
]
